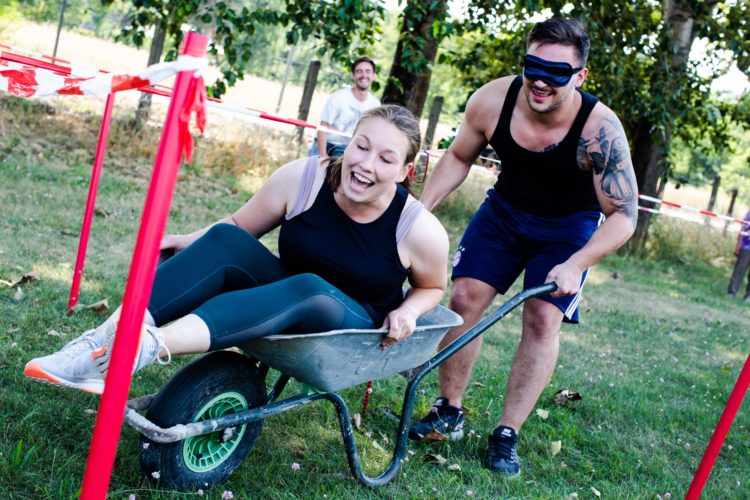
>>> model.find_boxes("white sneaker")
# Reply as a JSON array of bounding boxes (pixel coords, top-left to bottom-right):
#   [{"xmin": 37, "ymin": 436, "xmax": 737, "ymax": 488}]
[
  {"xmin": 92, "ymin": 324, "xmax": 170, "ymax": 378},
  {"xmin": 23, "ymin": 326, "xmax": 110, "ymax": 394}
]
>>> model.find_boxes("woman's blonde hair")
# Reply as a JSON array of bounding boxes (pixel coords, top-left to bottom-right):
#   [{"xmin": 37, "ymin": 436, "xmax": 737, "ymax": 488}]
[{"xmin": 325, "ymin": 104, "xmax": 422, "ymax": 192}]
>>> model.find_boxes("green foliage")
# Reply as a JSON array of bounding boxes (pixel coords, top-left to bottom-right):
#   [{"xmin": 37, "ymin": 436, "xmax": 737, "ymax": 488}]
[
  {"xmin": 6, "ymin": 0, "xmax": 132, "ymax": 38},
  {"xmin": 113, "ymin": 0, "xmax": 385, "ymax": 98}
]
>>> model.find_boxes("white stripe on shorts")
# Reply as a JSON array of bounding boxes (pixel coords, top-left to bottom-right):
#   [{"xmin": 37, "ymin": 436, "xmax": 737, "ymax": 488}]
[{"xmin": 563, "ymin": 212, "xmax": 605, "ymax": 320}]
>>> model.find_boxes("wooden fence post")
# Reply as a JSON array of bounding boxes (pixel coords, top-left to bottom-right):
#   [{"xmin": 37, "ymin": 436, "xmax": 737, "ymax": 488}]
[
  {"xmin": 297, "ymin": 60, "xmax": 320, "ymax": 145},
  {"xmin": 276, "ymin": 46, "xmax": 296, "ymax": 114},
  {"xmin": 724, "ymin": 187, "xmax": 738, "ymax": 235},
  {"xmin": 706, "ymin": 176, "xmax": 721, "ymax": 225},
  {"xmin": 422, "ymin": 95, "xmax": 444, "ymax": 151}
]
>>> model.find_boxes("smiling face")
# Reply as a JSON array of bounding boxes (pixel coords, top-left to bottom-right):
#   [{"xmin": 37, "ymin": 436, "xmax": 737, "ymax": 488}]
[
  {"xmin": 522, "ymin": 42, "xmax": 588, "ymax": 115},
  {"xmin": 338, "ymin": 117, "xmax": 411, "ymax": 205},
  {"xmin": 352, "ymin": 61, "xmax": 375, "ymax": 91}
]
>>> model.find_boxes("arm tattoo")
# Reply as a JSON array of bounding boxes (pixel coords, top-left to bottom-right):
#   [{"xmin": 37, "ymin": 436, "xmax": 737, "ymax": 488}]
[
  {"xmin": 579, "ymin": 117, "xmax": 638, "ymax": 224},
  {"xmin": 543, "ymin": 142, "xmax": 559, "ymax": 152}
]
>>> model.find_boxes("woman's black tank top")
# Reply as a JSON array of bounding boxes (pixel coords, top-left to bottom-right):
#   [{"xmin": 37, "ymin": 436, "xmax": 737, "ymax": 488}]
[
  {"xmin": 490, "ymin": 75, "xmax": 602, "ymax": 217},
  {"xmin": 278, "ymin": 181, "xmax": 409, "ymax": 324}
]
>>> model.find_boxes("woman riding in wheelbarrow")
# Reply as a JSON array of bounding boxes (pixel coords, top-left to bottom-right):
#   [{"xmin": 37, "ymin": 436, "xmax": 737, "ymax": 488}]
[{"xmin": 25, "ymin": 104, "xmax": 450, "ymax": 395}]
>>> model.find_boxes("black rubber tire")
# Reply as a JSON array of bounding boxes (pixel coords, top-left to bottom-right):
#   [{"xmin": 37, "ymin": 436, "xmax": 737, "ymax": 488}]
[{"xmin": 138, "ymin": 351, "xmax": 266, "ymax": 491}]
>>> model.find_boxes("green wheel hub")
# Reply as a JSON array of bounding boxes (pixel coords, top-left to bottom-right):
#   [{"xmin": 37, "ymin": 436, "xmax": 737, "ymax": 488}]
[{"xmin": 182, "ymin": 391, "xmax": 248, "ymax": 472}]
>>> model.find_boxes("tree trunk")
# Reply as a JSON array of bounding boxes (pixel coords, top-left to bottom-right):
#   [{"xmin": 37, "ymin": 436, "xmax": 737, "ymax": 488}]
[
  {"xmin": 381, "ymin": 0, "xmax": 447, "ymax": 118},
  {"xmin": 627, "ymin": 0, "xmax": 702, "ymax": 250},
  {"xmin": 629, "ymin": 118, "xmax": 666, "ymax": 251},
  {"xmin": 134, "ymin": 21, "xmax": 167, "ymax": 130}
]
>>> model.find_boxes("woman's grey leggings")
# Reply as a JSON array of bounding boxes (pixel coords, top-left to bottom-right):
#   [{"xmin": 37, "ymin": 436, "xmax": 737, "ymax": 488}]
[{"xmin": 147, "ymin": 224, "xmax": 375, "ymax": 350}]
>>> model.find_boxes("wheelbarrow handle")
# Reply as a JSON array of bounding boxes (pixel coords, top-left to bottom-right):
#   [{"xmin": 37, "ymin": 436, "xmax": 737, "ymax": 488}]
[
  {"xmin": 415, "ymin": 281, "xmax": 558, "ymax": 385},
  {"xmin": 341, "ymin": 282, "xmax": 559, "ymax": 487}
]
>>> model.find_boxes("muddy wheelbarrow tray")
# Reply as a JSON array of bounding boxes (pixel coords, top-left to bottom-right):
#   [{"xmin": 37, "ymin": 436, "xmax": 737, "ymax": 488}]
[{"xmin": 124, "ymin": 283, "xmax": 556, "ymax": 489}]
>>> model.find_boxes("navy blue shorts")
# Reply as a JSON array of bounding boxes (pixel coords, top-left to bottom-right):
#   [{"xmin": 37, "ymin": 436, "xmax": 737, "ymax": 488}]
[{"xmin": 452, "ymin": 189, "xmax": 604, "ymax": 323}]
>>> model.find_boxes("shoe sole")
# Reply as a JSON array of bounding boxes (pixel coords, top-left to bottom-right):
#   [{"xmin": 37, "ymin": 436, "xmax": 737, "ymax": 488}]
[
  {"xmin": 24, "ymin": 361, "xmax": 104, "ymax": 395},
  {"xmin": 486, "ymin": 466, "xmax": 521, "ymax": 478}
]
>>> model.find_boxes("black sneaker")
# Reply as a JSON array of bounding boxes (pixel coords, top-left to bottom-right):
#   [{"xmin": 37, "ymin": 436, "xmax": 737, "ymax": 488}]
[
  {"xmin": 408, "ymin": 397, "xmax": 465, "ymax": 441},
  {"xmin": 485, "ymin": 425, "xmax": 520, "ymax": 476}
]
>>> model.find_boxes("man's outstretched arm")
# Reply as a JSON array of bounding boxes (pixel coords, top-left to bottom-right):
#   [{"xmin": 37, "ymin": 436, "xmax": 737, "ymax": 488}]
[{"xmin": 547, "ymin": 109, "xmax": 638, "ymax": 297}]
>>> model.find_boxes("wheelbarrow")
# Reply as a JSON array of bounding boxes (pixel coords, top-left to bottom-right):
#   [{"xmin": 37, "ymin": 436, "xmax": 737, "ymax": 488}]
[{"xmin": 124, "ymin": 283, "xmax": 557, "ymax": 490}]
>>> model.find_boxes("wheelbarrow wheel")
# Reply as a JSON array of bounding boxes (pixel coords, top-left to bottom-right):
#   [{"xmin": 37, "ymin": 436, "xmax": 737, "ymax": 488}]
[{"xmin": 139, "ymin": 350, "xmax": 266, "ymax": 491}]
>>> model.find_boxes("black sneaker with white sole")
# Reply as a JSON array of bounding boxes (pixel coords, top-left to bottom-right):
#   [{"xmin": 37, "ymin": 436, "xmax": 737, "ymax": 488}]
[
  {"xmin": 408, "ymin": 397, "xmax": 465, "ymax": 441},
  {"xmin": 485, "ymin": 425, "xmax": 520, "ymax": 476}
]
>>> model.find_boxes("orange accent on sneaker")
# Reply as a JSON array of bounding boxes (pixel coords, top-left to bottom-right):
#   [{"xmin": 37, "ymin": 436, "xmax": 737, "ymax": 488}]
[
  {"xmin": 23, "ymin": 361, "xmax": 62, "ymax": 384},
  {"xmin": 23, "ymin": 361, "xmax": 104, "ymax": 395}
]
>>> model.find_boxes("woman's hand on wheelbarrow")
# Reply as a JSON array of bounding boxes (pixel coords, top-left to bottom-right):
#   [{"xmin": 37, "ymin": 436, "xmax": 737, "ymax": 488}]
[
  {"xmin": 545, "ymin": 260, "xmax": 584, "ymax": 298},
  {"xmin": 380, "ymin": 304, "xmax": 419, "ymax": 348}
]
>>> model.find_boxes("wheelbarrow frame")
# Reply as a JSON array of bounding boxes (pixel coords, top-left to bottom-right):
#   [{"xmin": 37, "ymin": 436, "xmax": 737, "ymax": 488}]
[{"xmin": 124, "ymin": 282, "xmax": 557, "ymax": 487}]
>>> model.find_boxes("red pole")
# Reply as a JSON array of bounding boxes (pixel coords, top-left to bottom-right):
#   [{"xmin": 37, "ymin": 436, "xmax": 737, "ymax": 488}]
[
  {"xmin": 79, "ymin": 32, "xmax": 208, "ymax": 499},
  {"xmin": 68, "ymin": 92, "xmax": 115, "ymax": 311},
  {"xmin": 686, "ymin": 353, "xmax": 750, "ymax": 499}
]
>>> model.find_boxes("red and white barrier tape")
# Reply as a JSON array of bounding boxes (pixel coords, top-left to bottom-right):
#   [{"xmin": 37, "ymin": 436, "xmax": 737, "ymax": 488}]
[
  {"xmin": 638, "ymin": 205, "xmax": 749, "ymax": 236},
  {"xmin": 0, "ymin": 55, "xmax": 206, "ymax": 97},
  {"xmin": 639, "ymin": 194, "xmax": 749, "ymax": 226}
]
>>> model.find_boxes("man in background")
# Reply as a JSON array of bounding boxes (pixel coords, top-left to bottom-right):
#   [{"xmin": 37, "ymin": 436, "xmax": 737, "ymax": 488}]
[
  {"xmin": 313, "ymin": 56, "xmax": 380, "ymax": 157},
  {"xmin": 727, "ymin": 209, "xmax": 750, "ymax": 300}
]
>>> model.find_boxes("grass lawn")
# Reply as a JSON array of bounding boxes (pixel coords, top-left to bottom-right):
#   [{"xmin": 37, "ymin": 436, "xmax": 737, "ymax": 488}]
[{"xmin": 1, "ymin": 94, "xmax": 748, "ymax": 499}]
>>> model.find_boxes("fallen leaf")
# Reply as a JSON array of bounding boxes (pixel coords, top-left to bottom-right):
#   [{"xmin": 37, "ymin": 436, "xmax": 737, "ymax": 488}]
[
  {"xmin": 423, "ymin": 430, "xmax": 448, "ymax": 442},
  {"xmin": 591, "ymin": 487, "xmax": 601, "ymax": 497},
  {"xmin": 0, "ymin": 272, "xmax": 39, "ymax": 288},
  {"xmin": 472, "ymin": 382, "xmax": 485, "ymax": 387},
  {"xmin": 13, "ymin": 288, "xmax": 24, "ymax": 301},
  {"xmin": 47, "ymin": 329, "xmax": 64, "ymax": 337},
  {"xmin": 84, "ymin": 409, "xmax": 96, "ymax": 415},
  {"xmin": 84, "ymin": 299, "xmax": 109, "ymax": 314},
  {"xmin": 447, "ymin": 463, "xmax": 461, "ymax": 472},
  {"xmin": 552, "ymin": 389, "xmax": 582, "ymax": 405},
  {"xmin": 551, "ymin": 440, "xmax": 562, "ymax": 457},
  {"xmin": 568, "ymin": 493, "xmax": 579, "ymax": 499},
  {"xmin": 94, "ymin": 206, "xmax": 112, "ymax": 217},
  {"xmin": 352, "ymin": 412, "xmax": 362, "ymax": 431},
  {"xmin": 423, "ymin": 453, "xmax": 447, "ymax": 466},
  {"xmin": 535, "ymin": 409, "xmax": 549, "ymax": 420}
]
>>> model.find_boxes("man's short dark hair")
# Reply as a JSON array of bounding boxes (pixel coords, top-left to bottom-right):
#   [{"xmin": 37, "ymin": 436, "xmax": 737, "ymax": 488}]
[
  {"xmin": 351, "ymin": 56, "xmax": 376, "ymax": 73},
  {"xmin": 528, "ymin": 18, "xmax": 590, "ymax": 66}
]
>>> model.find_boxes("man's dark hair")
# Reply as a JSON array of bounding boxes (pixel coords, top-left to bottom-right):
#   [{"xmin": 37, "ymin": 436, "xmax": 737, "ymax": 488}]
[
  {"xmin": 351, "ymin": 56, "xmax": 376, "ymax": 73},
  {"xmin": 528, "ymin": 18, "xmax": 590, "ymax": 66}
]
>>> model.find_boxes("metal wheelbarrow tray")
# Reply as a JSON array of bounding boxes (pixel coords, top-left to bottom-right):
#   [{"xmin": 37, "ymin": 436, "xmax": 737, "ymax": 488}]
[
  {"xmin": 241, "ymin": 303, "xmax": 462, "ymax": 392},
  {"xmin": 124, "ymin": 284, "xmax": 555, "ymax": 490}
]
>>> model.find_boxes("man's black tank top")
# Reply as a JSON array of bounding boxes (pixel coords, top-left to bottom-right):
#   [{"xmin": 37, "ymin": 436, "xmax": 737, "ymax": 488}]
[
  {"xmin": 278, "ymin": 181, "xmax": 409, "ymax": 324},
  {"xmin": 490, "ymin": 75, "xmax": 602, "ymax": 217}
]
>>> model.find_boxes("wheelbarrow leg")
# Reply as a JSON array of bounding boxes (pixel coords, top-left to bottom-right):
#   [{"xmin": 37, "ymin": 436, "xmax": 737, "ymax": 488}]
[{"xmin": 322, "ymin": 391, "xmax": 417, "ymax": 487}]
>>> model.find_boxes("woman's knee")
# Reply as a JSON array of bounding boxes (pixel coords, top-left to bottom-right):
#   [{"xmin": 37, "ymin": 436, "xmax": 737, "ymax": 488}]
[
  {"xmin": 286, "ymin": 273, "xmax": 331, "ymax": 295},
  {"xmin": 204, "ymin": 223, "xmax": 252, "ymax": 246}
]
